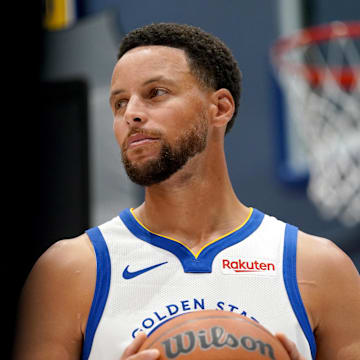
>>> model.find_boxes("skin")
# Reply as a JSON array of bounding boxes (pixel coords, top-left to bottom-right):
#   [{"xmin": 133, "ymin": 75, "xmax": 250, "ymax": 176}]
[{"xmin": 13, "ymin": 46, "xmax": 360, "ymax": 360}]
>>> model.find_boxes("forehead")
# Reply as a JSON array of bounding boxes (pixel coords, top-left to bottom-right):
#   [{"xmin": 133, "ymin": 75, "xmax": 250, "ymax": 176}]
[{"xmin": 111, "ymin": 46, "xmax": 193, "ymax": 86}]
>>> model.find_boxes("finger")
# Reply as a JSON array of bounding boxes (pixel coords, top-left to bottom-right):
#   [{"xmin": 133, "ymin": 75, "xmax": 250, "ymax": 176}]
[
  {"xmin": 121, "ymin": 332, "xmax": 148, "ymax": 358},
  {"xmin": 275, "ymin": 333, "xmax": 306, "ymax": 360},
  {"xmin": 126, "ymin": 349, "xmax": 160, "ymax": 360}
]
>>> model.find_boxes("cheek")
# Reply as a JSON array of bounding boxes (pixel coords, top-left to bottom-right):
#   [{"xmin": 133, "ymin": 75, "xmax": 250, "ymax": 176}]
[{"xmin": 162, "ymin": 100, "xmax": 194, "ymax": 127}]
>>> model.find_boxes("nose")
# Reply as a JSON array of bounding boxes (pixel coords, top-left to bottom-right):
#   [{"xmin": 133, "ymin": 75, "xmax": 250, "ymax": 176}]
[{"xmin": 124, "ymin": 96, "xmax": 147, "ymax": 126}]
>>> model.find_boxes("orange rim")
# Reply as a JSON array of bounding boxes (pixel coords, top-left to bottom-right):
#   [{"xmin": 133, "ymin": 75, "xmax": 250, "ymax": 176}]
[{"xmin": 271, "ymin": 21, "xmax": 360, "ymax": 89}]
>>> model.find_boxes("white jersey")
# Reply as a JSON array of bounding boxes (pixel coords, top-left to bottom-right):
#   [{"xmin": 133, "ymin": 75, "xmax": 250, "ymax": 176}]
[{"xmin": 82, "ymin": 207, "xmax": 316, "ymax": 360}]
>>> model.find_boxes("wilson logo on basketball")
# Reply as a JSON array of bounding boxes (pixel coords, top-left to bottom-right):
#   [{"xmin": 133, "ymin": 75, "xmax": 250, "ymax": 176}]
[
  {"xmin": 221, "ymin": 258, "xmax": 276, "ymax": 275},
  {"xmin": 162, "ymin": 326, "xmax": 276, "ymax": 360}
]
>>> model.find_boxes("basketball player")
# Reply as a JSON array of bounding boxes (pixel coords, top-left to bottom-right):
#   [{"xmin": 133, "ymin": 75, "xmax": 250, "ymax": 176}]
[{"xmin": 14, "ymin": 23, "xmax": 360, "ymax": 360}]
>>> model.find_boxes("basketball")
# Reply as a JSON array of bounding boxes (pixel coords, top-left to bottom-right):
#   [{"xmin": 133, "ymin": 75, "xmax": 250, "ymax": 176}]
[{"xmin": 139, "ymin": 310, "xmax": 290, "ymax": 359}]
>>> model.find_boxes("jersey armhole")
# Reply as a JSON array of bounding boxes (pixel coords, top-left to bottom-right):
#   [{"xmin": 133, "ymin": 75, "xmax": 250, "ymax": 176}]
[
  {"xmin": 82, "ymin": 227, "xmax": 111, "ymax": 360},
  {"xmin": 283, "ymin": 224, "xmax": 317, "ymax": 360}
]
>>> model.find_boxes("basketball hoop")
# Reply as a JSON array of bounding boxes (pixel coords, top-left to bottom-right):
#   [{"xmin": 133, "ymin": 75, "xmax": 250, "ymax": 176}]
[{"xmin": 271, "ymin": 21, "xmax": 360, "ymax": 226}]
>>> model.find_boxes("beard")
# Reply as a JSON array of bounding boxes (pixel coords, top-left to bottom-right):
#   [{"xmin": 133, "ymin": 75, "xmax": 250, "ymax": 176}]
[{"xmin": 121, "ymin": 115, "xmax": 208, "ymax": 186}]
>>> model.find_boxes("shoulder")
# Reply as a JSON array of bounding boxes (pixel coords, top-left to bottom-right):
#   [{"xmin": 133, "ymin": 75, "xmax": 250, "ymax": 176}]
[
  {"xmin": 14, "ymin": 233, "xmax": 97, "ymax": 359},
  {"xmin": 296, "ymin": 231, "xmax": 360, "ymax": 359},
  {"xmin": 26, "ymin": 232, "xmax": 97, "ymax": 311},
  {"xmin": 19, "ymin": 234, "xmax": 96, "ymax": 337},
  {"xmin": 22, "ymin": 232, "xmax": 97, "ymax": 305},
  {"xmin": 27, "ymin": 233, "xmax": 96, "ymax": 290},
  {"xmin": 296, "ymin": 230, "xmax": 359, "ymax": 303},
  {"xmin": 36, "ymin": 233, "xmax": 96, "ymax": 270},
  {"xmin": 296, "ymin": 230, "xmax": 358, "ymax": 283}
]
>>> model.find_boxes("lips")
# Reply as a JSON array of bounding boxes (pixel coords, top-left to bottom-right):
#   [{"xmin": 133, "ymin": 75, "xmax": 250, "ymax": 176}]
[{"xmin": 126, "ymin": 133, "xmax": 159, "ymax": 149}]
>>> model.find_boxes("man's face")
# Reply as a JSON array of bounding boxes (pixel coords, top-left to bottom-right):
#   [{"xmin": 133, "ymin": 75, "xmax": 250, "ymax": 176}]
[{"xmin": 110, "ymin": 46, "xmax": 211, "ymax": 186}]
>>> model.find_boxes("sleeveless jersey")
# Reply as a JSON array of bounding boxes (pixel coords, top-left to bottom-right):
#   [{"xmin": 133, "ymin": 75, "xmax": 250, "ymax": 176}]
[{"xmin": 82, "ymin": 207, "xmax": 316, "ymax": 360}]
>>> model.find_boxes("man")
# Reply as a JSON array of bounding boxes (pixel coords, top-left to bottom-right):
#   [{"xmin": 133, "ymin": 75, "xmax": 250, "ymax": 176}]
[{"xmin": 14, "ymin": 23, "xmax": 360, "ymax": 360}]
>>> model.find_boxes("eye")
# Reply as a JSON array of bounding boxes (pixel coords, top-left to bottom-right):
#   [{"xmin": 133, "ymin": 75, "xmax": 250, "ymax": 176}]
[
  {"xmin": 150, "ymin": 88, "xmax": 168, "ymax": 98},
  {"xmin": 114, "ymin": 99, "xmax": 128, "ymax": 110}
]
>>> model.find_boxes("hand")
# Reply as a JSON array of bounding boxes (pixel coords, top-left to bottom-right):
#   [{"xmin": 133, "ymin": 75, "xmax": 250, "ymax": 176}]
[
  {"xmin": 121, "ymin": 332, "xmax": 160, "ymax": 360},
  {"xmin": 275, "ymin": 333, "xmax": 306, "ymax": 360}
]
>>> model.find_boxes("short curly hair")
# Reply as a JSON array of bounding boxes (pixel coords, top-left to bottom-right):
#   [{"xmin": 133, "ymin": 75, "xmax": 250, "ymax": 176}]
[{"xmin": 117, "ymin": 23, "xmax": 242, "ymax": 134}]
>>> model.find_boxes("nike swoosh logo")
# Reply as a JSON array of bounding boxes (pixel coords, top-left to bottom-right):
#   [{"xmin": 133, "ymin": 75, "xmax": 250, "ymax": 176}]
[{"xmin": 122, "ymin": 261, "xmax": 168, "ymax": 279}]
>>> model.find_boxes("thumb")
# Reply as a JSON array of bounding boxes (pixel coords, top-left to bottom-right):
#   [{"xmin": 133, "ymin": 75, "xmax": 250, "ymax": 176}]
[{"xmin": 275, "ymin": 333, "xmax": 306, "ymax": 360}]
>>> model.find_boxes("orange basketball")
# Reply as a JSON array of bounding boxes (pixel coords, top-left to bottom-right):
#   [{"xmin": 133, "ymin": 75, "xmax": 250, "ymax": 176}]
[{"xmin": 139, "ymin": 310, "xmax": 290, "ymax": 360}]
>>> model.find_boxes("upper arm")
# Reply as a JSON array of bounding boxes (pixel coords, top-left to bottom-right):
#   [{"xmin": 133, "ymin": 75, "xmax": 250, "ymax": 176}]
[
  {"xmin": 297, "ymin": 232, "xmax": 360, "ymax": 360},
  {"xmin": 13, "ymin": 235, "xmax": 96, "ymax": 360}
]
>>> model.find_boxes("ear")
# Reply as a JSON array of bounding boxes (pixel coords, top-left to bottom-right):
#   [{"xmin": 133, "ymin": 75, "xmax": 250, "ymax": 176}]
[{"xmin": 209, "ymin": 88, "xmax": 235, "ymax": 129}]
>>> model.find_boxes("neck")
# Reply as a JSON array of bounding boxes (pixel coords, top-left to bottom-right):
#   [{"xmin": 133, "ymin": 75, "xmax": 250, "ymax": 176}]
[{"xmin": 132, "ymin": 143, "xmax": 250, "ymax": 253}]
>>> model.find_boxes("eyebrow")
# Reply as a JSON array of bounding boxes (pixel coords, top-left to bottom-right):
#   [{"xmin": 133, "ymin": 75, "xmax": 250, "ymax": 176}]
[{"xmin": 109, "ymin": 75, "xmax": 176, "ymax": 101}]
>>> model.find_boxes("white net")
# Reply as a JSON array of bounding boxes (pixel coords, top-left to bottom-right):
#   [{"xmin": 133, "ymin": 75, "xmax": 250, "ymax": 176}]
[{"xmin": 272, "ymin": 22, "xmax": 360, "ymax": 226}]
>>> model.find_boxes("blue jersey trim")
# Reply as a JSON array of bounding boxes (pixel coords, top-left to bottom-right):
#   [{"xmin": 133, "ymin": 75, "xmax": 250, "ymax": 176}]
[
  {"xmin": 82, "ymin": 227, "xmax": 112, "ymax": 360},
  {"xmin": 283, "ymin": 224, "xmax": 316, "ymax": 359},
  {"xmin": 119, "ymin": 208, "xmax": 264, "ymax": 273}
]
